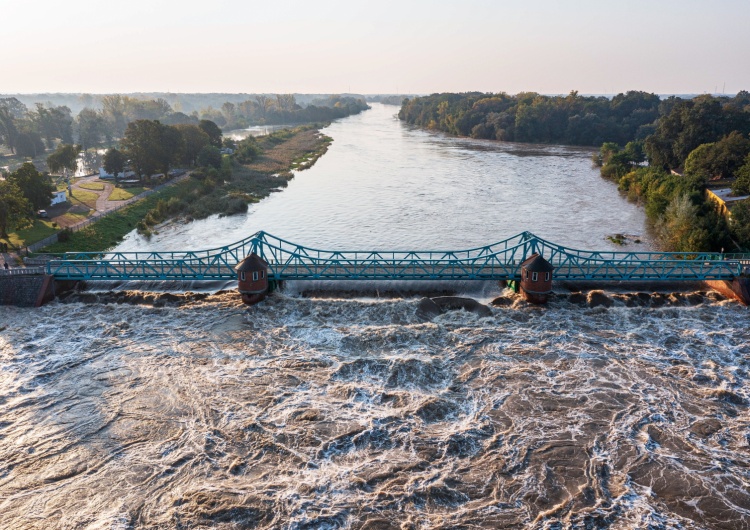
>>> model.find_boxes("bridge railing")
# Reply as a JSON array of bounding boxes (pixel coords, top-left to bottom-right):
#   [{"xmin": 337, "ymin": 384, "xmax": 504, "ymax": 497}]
[{"xmin": 45, "ymin": 232, "xmax": 750, "ymax": 282}]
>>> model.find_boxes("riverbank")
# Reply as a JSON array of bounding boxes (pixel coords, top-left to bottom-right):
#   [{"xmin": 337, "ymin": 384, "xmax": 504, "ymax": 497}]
[{"xmin": 40, "ymin": 126, "xmax": 332, "ymax": 254}]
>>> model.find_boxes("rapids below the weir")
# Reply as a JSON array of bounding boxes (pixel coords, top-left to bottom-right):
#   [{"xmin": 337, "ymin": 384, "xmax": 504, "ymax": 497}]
[{"xmin": 1, "ymin": 289, "xmax": 749, "ymax": 529}]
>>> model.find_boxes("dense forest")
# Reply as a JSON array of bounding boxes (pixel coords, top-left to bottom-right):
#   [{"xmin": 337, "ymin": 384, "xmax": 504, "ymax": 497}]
[
  {"xmin": 594, "ymin": 93, "xmax": 750, "ymax": 252},
  {"xmin": 398, "ymin": 90, "xmax": 666, "ymax": 146},
  {"xmin": 400, "ymin": 91, "xmax": 750, "ymax": 252}
]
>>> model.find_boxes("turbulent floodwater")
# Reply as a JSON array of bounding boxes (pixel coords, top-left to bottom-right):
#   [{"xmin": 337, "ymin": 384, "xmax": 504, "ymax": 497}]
[{"xmin": 2, "ymin": 290, "xmax": 749, "ymax": 529}]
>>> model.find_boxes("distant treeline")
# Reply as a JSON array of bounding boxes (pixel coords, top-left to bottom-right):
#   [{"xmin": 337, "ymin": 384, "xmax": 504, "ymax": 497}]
[
  {"xmin": 366, "ymin": 95, "xmax": 413, "ymax": 105},
  {"xmin": 0, "ymin": 93, "xmax": 370, "ymax": 116},
  {"xmin": 398, "ymin": 91, "xmax": 750, "ymax": 147},
  {"xmin": 206, "ymin": 95, "xmax": 370, "ymax": 130},
  {"xmin": 0, "ymin": 94, "xmax": 369, "ymax": 157}
]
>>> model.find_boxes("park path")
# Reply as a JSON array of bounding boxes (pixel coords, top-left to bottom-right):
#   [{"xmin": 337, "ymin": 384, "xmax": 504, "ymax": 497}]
[{"xmin": 6, "ymin": 172, "xmax": 191, "ymax": 264}]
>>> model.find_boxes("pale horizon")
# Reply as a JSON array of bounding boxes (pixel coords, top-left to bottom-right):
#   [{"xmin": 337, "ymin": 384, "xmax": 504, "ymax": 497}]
[{"xmin": 2, "ymin": 0, "xmax": 749, "ymax": 96}]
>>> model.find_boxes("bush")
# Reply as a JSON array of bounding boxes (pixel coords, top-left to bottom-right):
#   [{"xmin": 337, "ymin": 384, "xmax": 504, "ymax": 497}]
[
  {"xmin": 197, "ymin": 145, "xmax": 222, "ymax": 169},
  {"xmin": 224, "ymin": 197, "xmax": 248, "ymax": 215},
  {"xmin": 57, "ymin": 228, "xmax": 72, "ymax": 242},
  {"xmin": 235, "ymin": 137, "xmax": 262, "ymax": 164}
]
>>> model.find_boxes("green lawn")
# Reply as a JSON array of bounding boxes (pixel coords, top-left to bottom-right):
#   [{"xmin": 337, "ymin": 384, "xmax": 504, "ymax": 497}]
[
  {"xmin": 59, "ymin": 212, "xmax": 91, "ymax": 224},
  {"xmin": 78, "ymin": 181, "xmax": 105, "ymax": 191},
  {"xmin": 70, "ymin": 189, "xmax": 99, "ymax": 209},
  {"xmin": 5, "ymin": 220, "xmax": 59, "ymax": 249},
  {"xmin": 43, "ymin": 184, "xmax": 187, "ymax": 253},
  {"xmin": 56, "ymin": 177, "xmax": 82, "ymax": 191},
  {"xmin": 108, "ymin": 186, "xmax": 147, "ymax": 201}
]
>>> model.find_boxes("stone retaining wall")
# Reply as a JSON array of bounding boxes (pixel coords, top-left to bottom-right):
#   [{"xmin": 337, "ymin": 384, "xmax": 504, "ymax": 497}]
[{"xmin": 0, "ymin": 274, "xmax": 55, "ymax": 307}]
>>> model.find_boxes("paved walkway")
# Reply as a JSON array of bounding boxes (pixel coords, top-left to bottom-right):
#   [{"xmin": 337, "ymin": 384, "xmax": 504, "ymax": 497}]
[{"xmin": 5, "ymin": 172, "xmax": 191, "ymax": 266}]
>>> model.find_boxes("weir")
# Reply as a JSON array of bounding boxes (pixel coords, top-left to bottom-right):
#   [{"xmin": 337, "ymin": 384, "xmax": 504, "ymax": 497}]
[{"xmin": 45, "ymin": 231, "xmax": 750, "ymax": 283}]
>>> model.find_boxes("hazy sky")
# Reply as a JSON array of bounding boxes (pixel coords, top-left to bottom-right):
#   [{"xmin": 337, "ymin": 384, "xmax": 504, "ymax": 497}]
[{"xmin": 2, "ymin": 0, "xmax": 749, "ymax": 95}]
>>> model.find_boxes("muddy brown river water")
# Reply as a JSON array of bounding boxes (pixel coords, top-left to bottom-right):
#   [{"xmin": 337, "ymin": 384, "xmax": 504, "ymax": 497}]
[{"xmin": 1, "ymin": 289, "xmax": 749, "ymax": 529}]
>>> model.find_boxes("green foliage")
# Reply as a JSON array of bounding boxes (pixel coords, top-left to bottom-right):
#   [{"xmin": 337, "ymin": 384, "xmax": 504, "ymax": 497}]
[
  {"xmin": 197, "ymin": 145, "xmax": 222, "ymax": 169},
  {"xmin": 597, "ymin": 141, "xmax": 645, "ymax": 181},
  {"xmin": 7, "ymin": 162, "xmax": 55, "ymax": 210},
  {"xmin": 218, "ymin": 95, "xmax": 369, "ymax": 129},
  {"xmin": 103, "ymin": 147, "xmax": 126, "ymax": 177},
  {"xmin": 645, "ymin": 95, "xmax": 750, "ymax": 170},
  {"xmin": 199, "ymin": 120, "xmax": 223, "ymax": 148},
  {"xmin": 57, "ymin": 228, "xmax": 72, "ymax": 242},
  {"xmin": 732, "ymin": 155, "xmax": 750, "ymax": 195},
  {"xmin": 76, "ymin": 108, "xmax": 108, "ymax": 148},
  {"xmin": 30, "ymin": 103, "xmax": 74, "ymax": 147},
  {"xmin": 684, "ymin": 132, "xmax": 750, "ymax": 183},
  {"xmin": 15, "ymin": 131, "xmax": 45, "ymax": 157},
  {"xmin": 0, "ymin": 104, "xmax": 21, "ymax": 153},
  {"xmin": 729, "ymin": 201, "xmax": 750, "ymax": 250},
  {"xmin": 654, "ymin": 194, "xmax": 710, "ymax": 252},
  {"xmin": 174, "ymin": 124, "xmax": 210, "ymax": 166},
  {"xmin": 0, "ymin": 179, "xmax": 32, "ymax": 238},
  {"xmin": 399, "ymin": 90, "xmax": 661, "ymax": 146},
  {"xmin": 47, "ymin": 143, "xmax": 82, "ymax": 174},
  {"xmin": 120, "ymin": 120, "xmax": 177, "ymax": 177},
  {"xmin": 234, "ymin": 136, "xmax": 262, "ymax": 164}
]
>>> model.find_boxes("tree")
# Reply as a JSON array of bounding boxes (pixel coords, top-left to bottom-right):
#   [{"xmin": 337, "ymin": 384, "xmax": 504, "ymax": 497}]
[
  {"xmin": 199, "ymin": 120, "xmax": 222, "ymax": 148},
  {"xmin": 0, "ymin": 180, "xmax": 32, "ymax": 238},
  {"xmin": 15, "ymin": 131, "xmax": 45, "ymax": 158},
  {"xmin": 101, "ymin": 95, "xmax": 128, "ymax": 139},
  {"xmin": 77, "ymin": 108, "xmax": 107, "ymax": 149},
  {"xmin": 31, "ymin": 104, "xmax": 74, "ymax": 147},
  {"xmin": 729, "ymin": 200, "xmax": 750, "ymax": 249},
  {"xmin": 7, "ymin": 162, "xmax": 54, "ymax": 211},
  {"xmin": 0, "ymin": 106, "xmax": 20, "ymax": 153},
  {"xmin": 235, "ymin": 137, "xmax": 261, "ymax": 164},
  {"xmin": 654, "ymin": 194, "xmax": 710, "ymax": 252},
  {"xmin": 120, "ymin": 120, "xmax": 176, "ymax": 178},
  {"xmin": 47, "ymin": 144, "xmax": 81, "ymax": 176},
  {"xmin": 103, "ymin": 148, "xmax": 126, "ymax": 179},
  {"xmin": 197, "ymin": 145, "xmax": 222, "ymax": 169},
  {"xmin": 174, "ymin": 124, "xmax": 210, "ymax": 166},
  {"xmin": 255, "ymin": 95, "xmax": 273, "ymax": 120},
  {"xmin": 732, "ymin": 154, "xmax": 750, "ymax": 195},
  {"xmin": 685, "ymin": 132, "xmax": 750, "ymax": 183}
]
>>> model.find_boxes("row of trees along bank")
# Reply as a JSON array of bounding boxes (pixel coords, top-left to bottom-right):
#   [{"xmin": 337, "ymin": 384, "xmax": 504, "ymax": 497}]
[{"xmin": 399, "ymin": 91, "xmax": 750, "ymax": 252}]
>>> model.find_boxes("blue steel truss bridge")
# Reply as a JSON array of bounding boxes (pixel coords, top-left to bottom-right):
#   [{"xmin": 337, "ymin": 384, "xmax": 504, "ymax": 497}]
[{"xmin": 45, "ymin": 231, "xmax": 750, "ymax": 283}]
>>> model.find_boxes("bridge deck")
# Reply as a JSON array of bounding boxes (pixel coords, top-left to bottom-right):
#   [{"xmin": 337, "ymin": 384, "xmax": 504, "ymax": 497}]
[{"xmin": 43, "ymin": 231, "xmax": 750, "ymax": 283}]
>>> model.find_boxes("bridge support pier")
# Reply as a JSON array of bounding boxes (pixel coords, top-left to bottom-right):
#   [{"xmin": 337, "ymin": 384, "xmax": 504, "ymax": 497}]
[{"xmin": 704, "ymin": 278, "xmax": 750, "ymax": 305}]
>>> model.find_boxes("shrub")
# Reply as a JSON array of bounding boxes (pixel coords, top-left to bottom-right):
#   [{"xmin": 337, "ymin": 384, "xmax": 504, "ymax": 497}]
[{"xmin": 57, "ymin": 228, "xmax": 72, "ymax": 242}]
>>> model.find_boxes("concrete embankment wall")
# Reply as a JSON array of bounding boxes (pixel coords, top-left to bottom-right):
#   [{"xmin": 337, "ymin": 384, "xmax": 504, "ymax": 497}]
[{"xmin": 0, "ymin": 273, "xmax": 56, "ymax": 307}]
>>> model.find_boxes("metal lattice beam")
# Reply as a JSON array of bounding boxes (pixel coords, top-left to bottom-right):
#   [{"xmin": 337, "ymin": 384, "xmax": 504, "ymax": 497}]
[{"xmin": 45, "ymin": 232, "xmax": 749, "ymax": 282}]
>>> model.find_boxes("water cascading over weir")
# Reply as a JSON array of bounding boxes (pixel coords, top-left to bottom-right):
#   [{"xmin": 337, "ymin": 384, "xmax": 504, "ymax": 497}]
[{"xmin": 37, "ymin": 231, "xmax": 750, "ymax": 305}]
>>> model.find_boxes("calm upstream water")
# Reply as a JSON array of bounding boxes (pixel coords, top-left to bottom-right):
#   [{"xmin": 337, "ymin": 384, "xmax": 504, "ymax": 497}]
[
  {"xmin": 113, "ymin": 103, "xmax": 651, "ymax": 252},
  {"xmin": 2, "ymin": 105, "xmax": 749, "ymax": 530}
]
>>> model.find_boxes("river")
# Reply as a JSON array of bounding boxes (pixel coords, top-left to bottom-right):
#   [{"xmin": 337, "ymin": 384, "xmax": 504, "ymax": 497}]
[
  {"xmin": 112, "ymin": 103, "xmax": 651, "ymax": 252},
  {"xmin": 2, "ymin": 106, "xmax": 749, "ymax": 530}
]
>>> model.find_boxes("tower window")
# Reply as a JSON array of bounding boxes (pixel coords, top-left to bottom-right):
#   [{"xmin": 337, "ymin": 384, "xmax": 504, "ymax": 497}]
[
  {"xmin": 240, "ymin": 272, "xmax": 246, "ymax": 281},
  {"xmin": 252, "ymin": 271, "xmax": 259, "ymax": 281},
  {"xmin": 532, "ymin": 272, "xmax": 538, "ymax": 282}
]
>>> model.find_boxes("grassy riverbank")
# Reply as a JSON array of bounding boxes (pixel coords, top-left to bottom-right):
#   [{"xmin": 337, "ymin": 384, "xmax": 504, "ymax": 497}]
[{"xmin": 41, "ymin": 126, "xmax": 331, "ymax": 254}]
